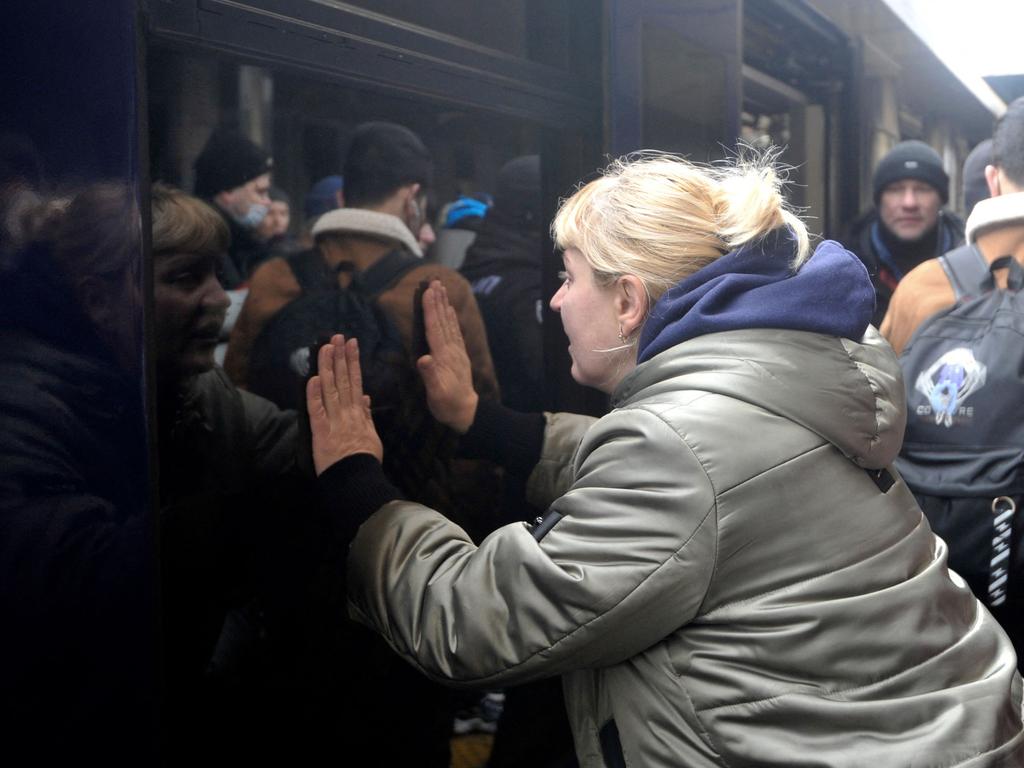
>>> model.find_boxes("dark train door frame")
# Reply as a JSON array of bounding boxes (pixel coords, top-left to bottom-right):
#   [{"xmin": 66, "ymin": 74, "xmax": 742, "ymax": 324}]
[
  {"xmin": 606, "ymin": 0, "xmax": 858, "ymax": 239},
  {"xmin": 741, "ymin": 0, "xmax": 858, "ymax": 240},
  {"xmin": 3, "ymin": 2, "xmax": 160, "ymax": 761},
  {"xmin": 140, "ymin": 0, "xmax": 606, "ymax": 413},
  {"xmin": 607, "ymin": 0, "xmax": 743, "ymax": 158}
]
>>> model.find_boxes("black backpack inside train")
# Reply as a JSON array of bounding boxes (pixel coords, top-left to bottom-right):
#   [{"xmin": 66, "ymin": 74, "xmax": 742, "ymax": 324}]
[{"xmin": 247, "ymin": 247, "xmax": 456, "ymax": 511}]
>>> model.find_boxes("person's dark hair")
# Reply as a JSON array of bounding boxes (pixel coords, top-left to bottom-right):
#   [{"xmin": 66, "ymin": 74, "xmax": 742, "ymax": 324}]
[
  {"xmin": 962, "ymin": 138, "xmax": 992, "ymax": 216},
  {"xmin": 342, "ymin": 122, "xmax": 432, "ymax": 208},
  {"xmin": 992, "ymin": 96, "xmax": 1024, "ymax": 187},
  {"xmin": 495, "ymin": 154, "xmax": 541, "ymax": 227},
  {"xmin": 50, "ymin": 182, "xmax": 139, "ymax": 284},
  {"xmin": 268, "ymin": 186, "xmax": 290, "ymax": 206}
]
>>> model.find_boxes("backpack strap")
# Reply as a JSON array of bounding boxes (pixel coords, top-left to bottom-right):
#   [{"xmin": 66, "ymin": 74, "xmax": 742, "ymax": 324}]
[
  {"xmin": 287, "ymin": 248, "xmax": 334, "ymax": 293},
  {"xmin": 938, "ymin": 244, "xmax": 990, "ymax": 301},
  {"xmin": 354, "ymin": 249, "xmax": 423, "ymax": 299},
  {"xmin": 985, "ymin": 254, "xmax": 1024, "ymax": 292}
]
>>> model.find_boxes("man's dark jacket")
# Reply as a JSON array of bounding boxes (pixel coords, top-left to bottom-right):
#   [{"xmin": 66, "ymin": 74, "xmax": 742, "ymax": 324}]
[
  {"xmin": 846, "ymin": 209, "xmax": 964, "ymax": 327},
  {"xmin": 460, "ymin": 212, "xmax": 545, "ymax": 413},
  {"xmin": 0, "ymin": 248, "xmax": 155, "ymax": 764}
]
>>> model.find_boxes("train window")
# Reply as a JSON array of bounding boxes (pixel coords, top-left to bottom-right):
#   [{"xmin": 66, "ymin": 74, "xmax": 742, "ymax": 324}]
[
  {"xmin": 148, "ymin": 45, "xmax": 546, "ymax": 247},
  {"xmin": 339, "ymin": 0, "xmax": 597, "ymax": 72},
  {"xmin": 343, "ymin": 0, "xmax": 533, "ymax": 58},
  {"xmin": 641, "ymin": 27, "xmax": 730, "ymax": 161},
  {"xmin": 145, "ymin": 42, "xmax": 565, "ymax": 762}
]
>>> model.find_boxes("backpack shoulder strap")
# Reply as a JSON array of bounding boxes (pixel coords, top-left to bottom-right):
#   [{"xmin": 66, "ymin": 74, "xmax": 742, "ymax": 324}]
[
  {"xmin": 938, "ymin": 244, "xmax": 989, "ymax": 301},
  {"xmin": 991, "ymin": 254, "xmax": 1024, "ymax": 292},
  {"xmin": 356, "ymin": 249, "xmax": 422, "ymax": 299},
  {"xmin": 287, "ymin": 248, "xmax": 333, "ymax": 294}
]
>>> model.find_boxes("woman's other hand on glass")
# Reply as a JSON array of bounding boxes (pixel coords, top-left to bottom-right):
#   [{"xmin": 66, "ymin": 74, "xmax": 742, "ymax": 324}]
[{"xmin": 416, "ymin": 280, "xmax": 478, "ymax": 434}]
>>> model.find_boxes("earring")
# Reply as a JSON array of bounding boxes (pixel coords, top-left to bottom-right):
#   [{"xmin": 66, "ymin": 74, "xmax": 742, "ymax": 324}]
[{"xmin": 618, "ymin": 325, "xmax": 626, "ymax": 343}]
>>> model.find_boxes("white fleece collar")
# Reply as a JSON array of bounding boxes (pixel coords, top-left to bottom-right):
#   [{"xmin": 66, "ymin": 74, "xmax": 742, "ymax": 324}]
[
  {"xmin": 966, "ymin": 191, "xmax": 1024, "ymax": 243},
  {"xmin": 311, "ymin": 208, "xmax": 422, "ymax": 257}
]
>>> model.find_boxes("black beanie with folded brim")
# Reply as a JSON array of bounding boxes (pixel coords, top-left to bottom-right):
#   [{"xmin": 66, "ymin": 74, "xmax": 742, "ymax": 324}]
[
  {"xmin": 193, "ymin": 129, "xmax": 273, "ymax": 199},
  {"xmin": 872, "ymin": 140, "xmax": 949, "ymax": 205}
]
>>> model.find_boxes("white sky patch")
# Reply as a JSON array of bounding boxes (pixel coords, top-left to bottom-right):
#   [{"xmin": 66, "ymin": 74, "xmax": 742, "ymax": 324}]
[{"xmin": 888, "ymin": 0, "xmax": 1024, "ymax": 77}]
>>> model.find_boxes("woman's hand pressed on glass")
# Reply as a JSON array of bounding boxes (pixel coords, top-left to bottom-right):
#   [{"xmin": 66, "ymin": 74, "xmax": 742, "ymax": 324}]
[{"xmin": 306, "ymin": 334, "xmax": 383, "ymax": 476}]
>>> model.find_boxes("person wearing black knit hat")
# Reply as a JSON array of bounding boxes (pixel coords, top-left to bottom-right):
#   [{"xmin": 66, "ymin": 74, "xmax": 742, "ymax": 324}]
[
  {"xmin": 192, "ymin": 128, "xmax": 274, "ymax": 289},
  {"xmin": 845, "ymin": 139, "xmax": 964, "ymax": 326}
]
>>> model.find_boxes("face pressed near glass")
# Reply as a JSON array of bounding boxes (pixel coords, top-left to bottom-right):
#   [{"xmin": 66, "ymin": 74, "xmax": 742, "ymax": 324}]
[
  {"xmin": 153, "ymin": 250, "xmax": 230, "ymax": 379},
  {"xmin": 258, "ymin": 200, "xmax": 290, "ymax": 239},
  {"xmin": 549, "ymin": 247, "xmax": 627, "ymax": 393}
]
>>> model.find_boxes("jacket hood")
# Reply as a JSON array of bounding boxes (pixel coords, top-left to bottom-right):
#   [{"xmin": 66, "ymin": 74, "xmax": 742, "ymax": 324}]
[
  {"xmin": 617, "ymin": 326, "xmax": 906, "ymax": 469},
  {"xmin": 638, "ymin": 232, "xmax": 874, "ymax": 363},
  {"xmin": 966, "ymin": 190, "xmax": 1024, "ymax": 243}
]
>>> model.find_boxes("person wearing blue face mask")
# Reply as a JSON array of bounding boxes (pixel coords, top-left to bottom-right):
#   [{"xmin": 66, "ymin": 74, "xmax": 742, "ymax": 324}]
[{"xmin": 193, "ymin": 127, "xmax": 274, "ymax": 290}]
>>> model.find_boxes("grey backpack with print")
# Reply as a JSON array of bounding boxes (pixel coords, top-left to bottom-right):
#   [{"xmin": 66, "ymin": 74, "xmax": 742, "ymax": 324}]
[{"xmin": 896, "ymin": 244, "xmax": 1024, "ymax": 654}]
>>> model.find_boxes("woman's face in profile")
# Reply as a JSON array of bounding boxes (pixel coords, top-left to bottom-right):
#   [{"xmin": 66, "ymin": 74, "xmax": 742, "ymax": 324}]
[
  {"xmin": 549, "ymin": 247, "xmax": 624, "ymax": 393},
  {"xmin": 153, "ymin": 249, "xmax": 230, "ymax": 379}
]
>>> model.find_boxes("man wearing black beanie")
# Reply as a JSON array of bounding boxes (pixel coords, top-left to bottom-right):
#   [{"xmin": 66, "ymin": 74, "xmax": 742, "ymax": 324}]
[
  {"xmin": 846, "ymin": 140, "xmax": 964, "ymax": 326},
  {"xmin": 193, "ymin": 128, "xmax": 274, "ymax": 290}
]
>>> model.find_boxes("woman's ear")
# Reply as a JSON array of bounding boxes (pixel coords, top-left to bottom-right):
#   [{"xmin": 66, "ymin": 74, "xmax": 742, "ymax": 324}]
[{"xmin": 615, "ymin": 274, "xmax": 648, "ymax": 338}]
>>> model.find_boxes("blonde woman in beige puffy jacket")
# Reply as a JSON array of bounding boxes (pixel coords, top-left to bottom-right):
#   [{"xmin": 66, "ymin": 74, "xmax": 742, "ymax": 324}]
[{"xmin": 307, "ymin": 152, "xmax": 1024, "ymax": 767}]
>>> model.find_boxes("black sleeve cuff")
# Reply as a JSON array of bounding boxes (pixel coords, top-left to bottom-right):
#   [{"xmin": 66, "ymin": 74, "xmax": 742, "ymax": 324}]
[
  {"xmin": 317, "ymin": 453, "xmax": 402, "ymax": 546},
  {"xmin": 459, "ymin": 399, "xmax": 545, "ymax": 481}
]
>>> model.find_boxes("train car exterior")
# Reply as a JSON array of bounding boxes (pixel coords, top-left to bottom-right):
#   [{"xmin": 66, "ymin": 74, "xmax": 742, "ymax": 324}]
[{"xmin": 0, "ymin": 1, "xmax": 1005, "ymax": 763}]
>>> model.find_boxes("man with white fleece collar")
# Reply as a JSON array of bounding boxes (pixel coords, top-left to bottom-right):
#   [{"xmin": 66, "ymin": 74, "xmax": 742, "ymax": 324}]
[
  {"xmin": 224, "ymin": 121, "xmax": 497, "ymax": 402},
  {"xmin": 223, "ymin": 121, "xmax": 499, "ymax": 766},
  {"xmin": 881, "ymin": 96, "xmax": 1024, "ymax": 354}
]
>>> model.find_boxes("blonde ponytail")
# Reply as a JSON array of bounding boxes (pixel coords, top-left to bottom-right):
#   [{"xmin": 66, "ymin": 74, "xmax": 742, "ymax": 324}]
[
  {"xmin": 551, "ymin": 148, "xmax": 811, "ymax": 305},
  {"xmin": 712, "ymin": 148, "xmax": 809, "ymax": 269}
]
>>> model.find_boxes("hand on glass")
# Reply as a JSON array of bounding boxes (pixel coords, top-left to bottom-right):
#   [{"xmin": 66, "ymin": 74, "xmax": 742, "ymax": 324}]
[
  {"xmin": 306, "ymin": 335, "xmax": 383, "ymax": 476},
  {"xmin": 416, "ymin": 280, "xmax": 478, "ymax": 434}
]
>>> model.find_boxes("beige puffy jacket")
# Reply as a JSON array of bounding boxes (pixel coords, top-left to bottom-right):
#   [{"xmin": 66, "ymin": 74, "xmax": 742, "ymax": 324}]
[{"xmin": 347, "ymin": 328, "xmax": 1024, "ymax": 767}]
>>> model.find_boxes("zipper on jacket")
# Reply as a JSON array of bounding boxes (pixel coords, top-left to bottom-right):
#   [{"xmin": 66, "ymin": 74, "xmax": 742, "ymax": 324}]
[
  {"xmin": 867, "ymin": 467, "xmax": 895, "ymax": 493},
  {"xmin": 529, "ymin": 510, "xmax": 563, "ymax": 541}
]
